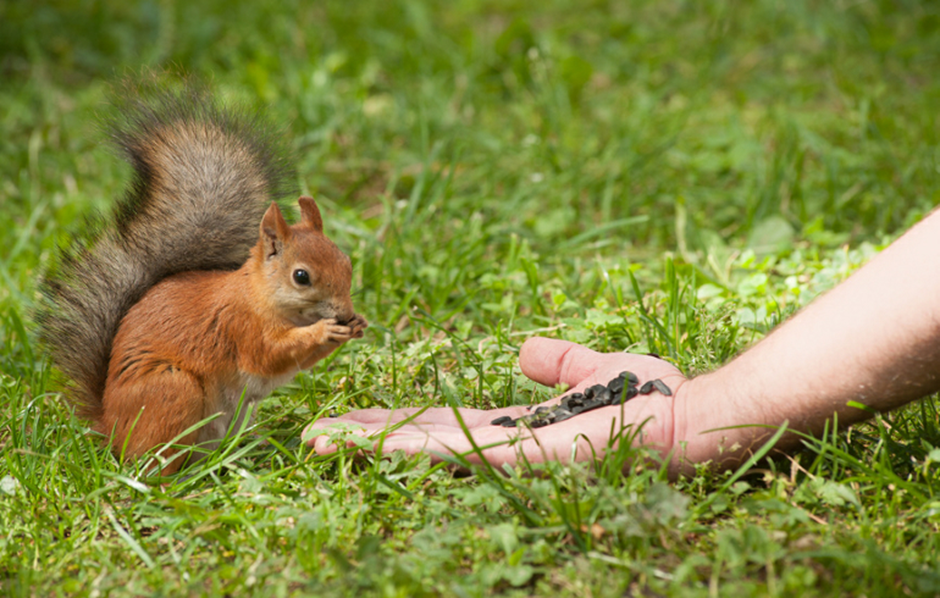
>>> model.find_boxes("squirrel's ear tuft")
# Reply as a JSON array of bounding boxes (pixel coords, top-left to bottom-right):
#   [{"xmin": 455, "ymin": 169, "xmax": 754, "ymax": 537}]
[
  {"xmin": 260, "ymin": 202, "xmax": 291, "ymax": 258},
  {"xmin": 298, "ymin": 196, "xmax": 324, "ymax": 233}
]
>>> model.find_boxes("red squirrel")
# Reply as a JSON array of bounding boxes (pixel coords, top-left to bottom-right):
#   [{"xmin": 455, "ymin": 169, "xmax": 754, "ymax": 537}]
[{"xmin": 39, "ymin": 88, "xmax": 367, "ymax": 473}]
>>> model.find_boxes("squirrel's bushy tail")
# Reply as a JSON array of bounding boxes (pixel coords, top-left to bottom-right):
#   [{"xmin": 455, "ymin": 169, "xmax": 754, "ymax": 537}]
[{"xmin": 39, "ymin": 85, "xmax": 295, "ymax": 419}]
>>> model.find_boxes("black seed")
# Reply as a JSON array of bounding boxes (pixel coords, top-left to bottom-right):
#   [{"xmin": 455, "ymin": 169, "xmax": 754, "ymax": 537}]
[
  {"xmin": 652, "ymin": 379, "xmax": 673, "ymax": 396},
  {"xmin": 622, "ymin": 371, "xmax": 639, "ymax": 385},
  {"xmin": 647, "ymin": 352, "xmax": 661, "ymax": 359},
  {"xmin": 498, "ymin": 371, "xmax": 669, "ymax": 430},
  {"xmin": 607, "ymin": 377, "xmax": 625, "ymax": 394}
]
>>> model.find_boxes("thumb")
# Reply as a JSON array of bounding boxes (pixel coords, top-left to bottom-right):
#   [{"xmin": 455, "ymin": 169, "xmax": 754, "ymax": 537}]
[{"xmin": 519, "ymin": 337, "xmax": 605, "ymax": 388}]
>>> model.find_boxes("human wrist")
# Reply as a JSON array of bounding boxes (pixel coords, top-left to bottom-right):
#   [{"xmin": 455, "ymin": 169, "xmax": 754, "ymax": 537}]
[{"xmin": 668, "ymin": 365, "xmax": 788, "ymax": 475}]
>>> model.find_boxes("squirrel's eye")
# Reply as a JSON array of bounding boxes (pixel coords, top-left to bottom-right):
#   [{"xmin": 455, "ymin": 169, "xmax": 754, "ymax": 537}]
[{"xmin": 293, "ymin": 269, "xmax": 311, "ymax": 286}]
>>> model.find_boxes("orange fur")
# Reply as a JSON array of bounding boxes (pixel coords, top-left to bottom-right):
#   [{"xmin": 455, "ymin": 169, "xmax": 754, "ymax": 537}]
[{"xmin": 98, "ymin": 197, "xmax": 367, "ymax": 473}]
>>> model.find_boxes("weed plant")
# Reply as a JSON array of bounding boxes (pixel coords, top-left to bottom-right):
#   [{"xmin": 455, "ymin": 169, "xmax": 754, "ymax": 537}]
[{"xmin": 2, "ymin": 1, "xmax": 940, "ymax": 595}]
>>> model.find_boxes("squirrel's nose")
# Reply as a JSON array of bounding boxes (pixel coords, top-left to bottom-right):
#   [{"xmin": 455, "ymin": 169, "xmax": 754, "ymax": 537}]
[{"xmin": 334, "ymin": 313, "xmax": 356, "ymax": 326}]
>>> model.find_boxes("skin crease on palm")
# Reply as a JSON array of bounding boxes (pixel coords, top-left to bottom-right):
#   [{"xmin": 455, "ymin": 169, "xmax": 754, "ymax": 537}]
[{"xmin": 307, "ymin": 207, "xmax": 940, "ymax": 478}]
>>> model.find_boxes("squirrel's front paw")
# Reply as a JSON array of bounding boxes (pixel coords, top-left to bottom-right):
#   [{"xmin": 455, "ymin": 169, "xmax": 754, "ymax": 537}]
[
  {"xmin": 317, "ymin": 315, "xmax": 368, "ymax": 345},
  {"xmin": 317, "ymin": 318, "xmax": 354, "ymax": 344},
  {"xmin": 348, "ymin": 314, "xmax": 368, "ymax": 339}
]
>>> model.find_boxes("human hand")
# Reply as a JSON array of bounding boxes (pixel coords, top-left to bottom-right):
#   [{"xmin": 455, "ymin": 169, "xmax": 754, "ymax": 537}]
[{"xmin": 305, "ymin": 337, "xmax": 689, "ymax": 470}]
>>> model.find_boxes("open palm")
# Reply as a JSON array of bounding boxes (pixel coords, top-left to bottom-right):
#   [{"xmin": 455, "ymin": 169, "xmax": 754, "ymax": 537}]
[{"xmin": 305, "ymin": 337, "xmax": 687, "ymax": 468}]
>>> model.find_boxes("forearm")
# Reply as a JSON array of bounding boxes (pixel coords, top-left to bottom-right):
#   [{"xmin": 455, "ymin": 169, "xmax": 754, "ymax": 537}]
[{"xmin": 675, "ymin": 210, "xmax": 940, "ymax": 470}]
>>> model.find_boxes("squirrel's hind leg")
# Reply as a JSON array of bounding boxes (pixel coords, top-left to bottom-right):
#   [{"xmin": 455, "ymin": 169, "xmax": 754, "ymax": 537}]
[{"xmin": 99, "ymin": 366, "xmax": 206, "ymax": 476}]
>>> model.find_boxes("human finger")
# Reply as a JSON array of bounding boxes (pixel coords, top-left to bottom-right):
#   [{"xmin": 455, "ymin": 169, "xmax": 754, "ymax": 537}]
[
  {"xmin": 520, "ymin": 337, "xmax": 681, "ymax": 389},
  {"xmin": 519, "ymin": 337, "xmax": 606, "ymax": 387}
]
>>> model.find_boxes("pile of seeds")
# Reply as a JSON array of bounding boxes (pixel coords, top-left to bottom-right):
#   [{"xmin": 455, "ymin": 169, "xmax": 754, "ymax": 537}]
[{"xmin": 490, "ymin": 371, "xmax": 672, "ymax": 429}]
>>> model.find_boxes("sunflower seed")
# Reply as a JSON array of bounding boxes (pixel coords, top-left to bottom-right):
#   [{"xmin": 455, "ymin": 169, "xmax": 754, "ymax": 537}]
[
  {"xmin": 608, "ymin": 376, "xmax": 625, "ymax": 394},
  {"xmin": 652, "ymin": 379, "xmax": 673, "ymax": 396},
  {"xmin": 491, "ymin": 369, "xmax": 661, "ymax": 428}
]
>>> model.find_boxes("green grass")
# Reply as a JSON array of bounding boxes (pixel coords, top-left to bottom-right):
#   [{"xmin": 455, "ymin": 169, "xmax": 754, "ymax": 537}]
[{"xmin": 3, "ymin": 0, "xmax": 940, "ymax": 595}]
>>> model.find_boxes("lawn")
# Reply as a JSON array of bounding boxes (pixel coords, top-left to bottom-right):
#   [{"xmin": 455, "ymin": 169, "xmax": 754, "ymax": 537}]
[{"xmin": 2, "ymin": 0, "xmax": 940, "ymax": 595}]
